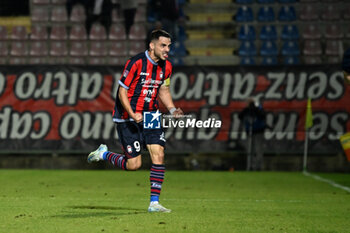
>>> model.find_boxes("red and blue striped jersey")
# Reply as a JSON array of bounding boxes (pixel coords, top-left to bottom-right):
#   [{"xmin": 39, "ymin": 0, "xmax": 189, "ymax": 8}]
[{"xmin": 113, "ymin": 51, "xmax": 172, "ymax": 122}]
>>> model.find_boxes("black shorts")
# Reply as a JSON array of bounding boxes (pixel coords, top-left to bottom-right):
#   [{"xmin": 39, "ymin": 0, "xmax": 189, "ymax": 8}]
[{"xmin": 116, "ymin": 121, "xmax": 166, "ymax": 158}]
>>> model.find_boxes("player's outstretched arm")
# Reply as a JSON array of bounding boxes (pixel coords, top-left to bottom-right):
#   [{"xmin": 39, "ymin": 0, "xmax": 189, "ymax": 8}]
[
  {"xmin": 158, "ymin": 85, "xmax": 183, "ymax": 118},
  {"xmin": 118, "ymin": 86, "xmax": 143, "ymax": 122}
]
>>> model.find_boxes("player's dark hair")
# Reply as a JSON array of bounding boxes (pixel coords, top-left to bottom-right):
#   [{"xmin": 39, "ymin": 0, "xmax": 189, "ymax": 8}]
[{"xmin": 150, "ymin": 29, "xmax": 171, "ymax": 42}]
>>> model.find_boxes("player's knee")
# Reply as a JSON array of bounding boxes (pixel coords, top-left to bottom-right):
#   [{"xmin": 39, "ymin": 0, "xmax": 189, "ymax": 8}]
[
  {"xmin": 152, "ymin": 153, "xmax": 164, "ymax": 164},
  {"xmin": 127, "ymin": 160, "xmax": 142, "ymax": 171}
]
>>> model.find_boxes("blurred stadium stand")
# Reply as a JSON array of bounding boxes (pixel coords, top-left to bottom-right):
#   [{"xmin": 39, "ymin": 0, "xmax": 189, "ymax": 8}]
[{"xmin": 0, "ymin": 0, "xmax": 348, "ymax": 65}]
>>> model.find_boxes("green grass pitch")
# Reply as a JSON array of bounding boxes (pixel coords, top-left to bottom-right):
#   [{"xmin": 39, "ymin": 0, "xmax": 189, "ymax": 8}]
[{"xmin": 0, "ymin": 170, "xmax": 349, "ymax": 233}]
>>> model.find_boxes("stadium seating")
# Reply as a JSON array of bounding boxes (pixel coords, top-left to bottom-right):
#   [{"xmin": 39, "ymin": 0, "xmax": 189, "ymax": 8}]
[
  {"xmin": 238, "ymin": 41, "xmax": 257, "ymax": 56},
  {"xmin": 278, "ymin": 6, "xmax": 296, "ymax": 21},
  {"xmin": 69, "ymin": 24, "xmax": 87, "ymax": 41},
  {"xmin": 259, "ymin": 25, "xmax": 277, "ymax": 40},
  {"xmin": 31, "ymin": 6, "xmax": 50, "ymax": 23},
  {"xmin": 49, "ymin": 41, "xmax": 68, "ymax": 56},
  {"xmin": 283, "ymin": 56, "xmax": 300, "ymax": 65},
  {"xmin": 301, "ymin": 24, "xmax": 321, "ymax": 40},
  {"xmin": 171, "ymin": 57, "xmax": 185, "ymax": 66},
  {"xmin": 51, "ymin": 0, "xmax": 67, "ymax": 5},
  {"xmin": 129, "ymin": 40, "xmax": 146, "ymax": 56},
  {"xmin": 238, "ymin": 25, "xmax": 256, "ymax": 41},
  {"xmin": 112, "ymin": 8, "xmax": 124, "ymax": 23},
  {"xmin": 30, "ymin": 25, "xmax": 48, "ymax": 40},
  {"xmin": 129, "ymin": 24, "xmax": 147, "ymax": 40},
  {"xmin": 109, "ymin": 24, "xmax": 127, "ymax": 41},
  {"xmin": 257, "ymin": 0, "xmax": 275, "ymax": 3},
  {"xmin": 236, "ymin": 6, "xmax": 254, "ymax": 22},
  {"xmin": 342, "ymin": 4, "xmax": 350, "ymax": 20},
  {"xmin": 32, "ymin": 0, "xmax": 50, "ymax": 4},
  {"xmin": 69, "ymin": 4, "xmax": 86, "ymax": 23},
  {"xmin": 69, "ymin": 57, "xmax": 85, "ymax": 65},
  {"xmin": 89, "ymin": 23, "xmax": 107, "ymax": 40},
  {"xmin": 236, "ymin": 0, "xmax": 254, "ymax": 4},
  {"xmin": 262, "ymin": 56, "xmax": 278, "ymax": 65},
  {"xmin": 50, "ymin": 6, "xmax": 68, "ymax": 23},
  {"xmin": 0, "ymin": 26, "xmax": 8, "ymax": 40},
  {"xmin": 89, "ymin": 41, "xmax": 107, "ymax": 57},
  {"xmin": 302, "ymin": 40, "xmax": 322, "ymax": 56},
  {"xmin": 257, "ymin": 6, "xmax": 275, "ymax": 22},
  {"xmin": 10, "ymin": 41, "xmax": 28, "ymax": 56},
  {"xmin": 281, "ymin": 25, "xmax": 299, "ymax": 40},
  {"xmin": 281, "ymin": 41, "xmax": 300, "ymax": 56},
  {"xmin": 0, "ymin": 41, "xmax": 8, "ymax": 56},
  {"xmin": 324, "ymin": 24, "xmax": 343, "ymax": 39},
  {"xmin": 11, "ymin": 26, "xmax": 28, "ymax": 40},
  {"xmin": 134, "ymin": 5, "xmax": 146, "ymax": 23},
  {"xmin": 171, "ymin": 41, "xmax": 187, "ymax": 57},
  {"xmin": 69, "ymin": 41, "xmax": 88, "ymax": 57},
  {"xmin": 88, "ymin": 57, "xmax": 106, "ymax": 65},
  {"xmin": 240, "ymin": 56, "xmax": 255, "ymax": 65},
  {"xmin": 299, "ymin": 4, "xmax": 318, "ymax": 21},
  {"xmin": 50, "ymin": 25, "xmax": 68, "ymax": 40},
  {"xmin": 303, "ymin": 56, "xmax": 322, "ymax": 64},
  {"xmin": 260, "ymin": 40, "xmax": 278, "ymax": 56},
  {"xmin": 29, "ymin": 41, "xmax": 48, "ymax": 56},
  {"xmin": 325, "ymin": 40, "xmax": 342, "ymax": 56},
  {"xmin": 278, "ymin": 0, "xmax": 297, "ymax": 3},
  {"xmin": 108, "ymin": 56, "xmax": 126, "ymax": 65},
  {"xmin": 322, "ymin": 4, "xmax": 340, "ymax": 21},
  {"xmin": 109, "ymin": 41, "xmax": 128, "ymax": 57}
]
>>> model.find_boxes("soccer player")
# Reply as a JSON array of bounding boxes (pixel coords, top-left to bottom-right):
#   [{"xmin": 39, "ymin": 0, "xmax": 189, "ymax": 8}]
[{"xmin": 87, "ymin": 29, "xmax": 183, "ymax": 213}]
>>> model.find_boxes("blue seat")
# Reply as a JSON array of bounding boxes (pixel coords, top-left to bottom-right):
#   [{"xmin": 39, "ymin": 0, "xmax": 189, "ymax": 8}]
[
  {"xmin": 236, "ymin": 0, "xmax": 254, "ymax": 3},
  {"xmin": 260, "ymin": 25, "xmax": 277, "ymax": 40},
  {"xmin": 278, "ymin": 0, "xmax": 296, "ymax": 3},
  {"xmin": 260, "ymin": 40, "xmax": 278, "ymax": 56},
  {"xmin": 238, "ymin": 41, "xmax": 257, "ymax": 56},
  {"xmin": 240, "ymin": 56, "xmax": 256, "ymax": 65},
  {"xmin": 258, "ymin": 0, "xmax": 275, "ymax": 3},
  {"xmin": 281, "ymin": 41, "xmax": 300, "ymax": 56},
  {"xmin": 170, "ymin": 41, "xmax": 187, "ymax": 57},
  {"xmin": 281, "ymin": 25, "xmax": 299, "ymax": 40},
  {"xmin": 238, "ymin": 25, "xmax": 256, "ymax": 41},
  {"xmin": 258, "ymin": 6, "xmax": 275, "ymax": 22},
  {"xmin": 236, "ymin": 6, "xmax": 254, "ymax": 22},
  {"xmin": 177, "ymin": 25, "xmax": 187, "ymax": 42},
  {"xmin": 278, "ymin": 6, "xmax": 296, "ymax": 21},
  {"xmin": 262, "ymin": 56, "xmax": 278, "ymax": 65},
  {"xmin": 283, "ymin": 56, "xmax": 300, "ymax": 65},
  {"xmin": 171, "ymin": 56, "xmax": 184, "ymax": 66}
]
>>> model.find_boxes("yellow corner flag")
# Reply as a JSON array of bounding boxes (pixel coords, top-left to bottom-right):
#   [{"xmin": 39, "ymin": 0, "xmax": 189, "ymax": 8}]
[{"xmin": 305, "ymin": 98, "xmax": 313, "ymax": 129}]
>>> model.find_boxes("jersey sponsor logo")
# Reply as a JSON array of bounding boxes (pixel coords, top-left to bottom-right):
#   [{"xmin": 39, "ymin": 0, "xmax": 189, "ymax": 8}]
[
  {"xmin": 143, "ymin": 89, "xmax": 155, "ymax": 96},
  {"xmin": 143, "ymin": 110, "xmax": 162, "ymax": 129}
]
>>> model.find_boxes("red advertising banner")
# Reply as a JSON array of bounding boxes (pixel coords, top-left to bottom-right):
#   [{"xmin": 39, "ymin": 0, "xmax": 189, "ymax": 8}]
[{"xmin": 0, "ymin": 65, "xmax": 349, "ymax": 154}]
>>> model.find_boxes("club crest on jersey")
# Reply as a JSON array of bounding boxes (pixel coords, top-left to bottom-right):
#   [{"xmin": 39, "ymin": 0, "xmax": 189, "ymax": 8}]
[
  {"xmin": 127, "ymin": 145, "xmax": 133, "ymax": 154},
  {"xmin": 160, "ymin": 71, "xmax": 163, "ymax": 78},
  {"xmin": 123, "ymin": 70, "xmax": 129, "ymax": 77}
]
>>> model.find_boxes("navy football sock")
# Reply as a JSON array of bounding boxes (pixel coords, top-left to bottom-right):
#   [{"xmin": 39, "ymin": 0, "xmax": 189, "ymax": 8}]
[
  {"xmin": 150, "ymin": 164, "xmax": 165, "ymax": 202},
  {"xmin": 103, "ymin": 151, "xmax": 127, "ymax": 170}
]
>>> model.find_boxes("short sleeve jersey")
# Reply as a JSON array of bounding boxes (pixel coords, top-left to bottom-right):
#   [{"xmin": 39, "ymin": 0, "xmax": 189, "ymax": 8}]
[{"xmin": 113, "ymin": 51, "xmax": 173, "ymax": 122}]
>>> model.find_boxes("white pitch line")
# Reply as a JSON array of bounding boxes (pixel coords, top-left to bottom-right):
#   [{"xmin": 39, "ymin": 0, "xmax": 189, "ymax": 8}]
[{"xmin": 303, "ymin": 171, "xmax": 350, "ymax": 193}]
